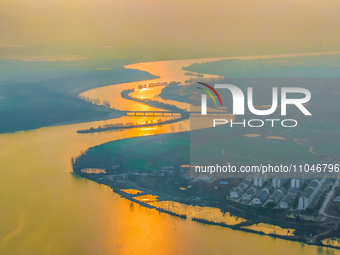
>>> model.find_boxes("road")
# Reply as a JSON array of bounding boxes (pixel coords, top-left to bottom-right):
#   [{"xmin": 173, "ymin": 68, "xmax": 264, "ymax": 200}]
[{"xmin": 320, "ymin": 177, "xmax": 340, "ymax": 217}]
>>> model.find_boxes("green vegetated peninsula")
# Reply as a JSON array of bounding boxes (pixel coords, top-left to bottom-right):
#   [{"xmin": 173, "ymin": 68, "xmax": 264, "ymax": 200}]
[
  {"xmin": 73, "ymin": 132, "xmax": 190, "ymax": 172},
  {"xmin": 72, "ymin": 126, "xmax": 340, "ymax": 248}
]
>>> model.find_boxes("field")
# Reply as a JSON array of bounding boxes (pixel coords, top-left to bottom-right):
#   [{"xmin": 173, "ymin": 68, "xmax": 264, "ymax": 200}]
[{"xmin": 75, "ymin": 132, "xmax": 191, "ymax": 171}]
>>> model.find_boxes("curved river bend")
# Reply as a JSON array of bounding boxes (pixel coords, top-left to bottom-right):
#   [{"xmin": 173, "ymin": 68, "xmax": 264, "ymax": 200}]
[{"xmin": 0, "ymin": 55, "xmax": 338, "ymax": 254}]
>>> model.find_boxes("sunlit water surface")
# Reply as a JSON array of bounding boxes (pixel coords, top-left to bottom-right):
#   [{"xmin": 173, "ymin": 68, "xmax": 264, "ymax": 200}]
[{"xmin": 1, "ymin": 55, "xmax": 339, "ymax": 254}]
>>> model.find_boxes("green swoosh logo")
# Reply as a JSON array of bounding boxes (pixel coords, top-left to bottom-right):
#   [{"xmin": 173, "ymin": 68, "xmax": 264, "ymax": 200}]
[{"xmin": 197, "ymin": 87, "xmax": 217, "ymax": 106}]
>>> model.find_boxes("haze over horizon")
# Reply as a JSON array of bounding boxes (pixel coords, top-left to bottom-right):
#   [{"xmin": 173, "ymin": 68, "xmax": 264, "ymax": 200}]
[{"xmin": 1, "ymin": 0, "xmax": 340, "ymax": 60}]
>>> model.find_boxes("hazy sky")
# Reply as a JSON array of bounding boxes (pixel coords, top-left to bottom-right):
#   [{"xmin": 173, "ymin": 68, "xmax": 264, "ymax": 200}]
[{"xmin": 1, "ymin": 0, "xmax": 340, "ymax": 59}]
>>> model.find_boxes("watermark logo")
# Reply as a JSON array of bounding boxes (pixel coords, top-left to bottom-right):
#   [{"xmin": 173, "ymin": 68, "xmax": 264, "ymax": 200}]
[
  {"xmin": 197, "ymin": 82, "xmax": 222, "ymax": 115},
  {"xmin": 197, "ymin": 82, "xmax": 312, "ymax": 128},
  {"xmin": 198, "ymin": 83, "xmax": 311, "ymax": 116}
]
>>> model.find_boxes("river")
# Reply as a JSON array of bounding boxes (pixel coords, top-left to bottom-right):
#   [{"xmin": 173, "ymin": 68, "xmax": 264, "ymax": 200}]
[{"xmin": 0, "ymin": 54, "xmax": 338, "ymax": 254}]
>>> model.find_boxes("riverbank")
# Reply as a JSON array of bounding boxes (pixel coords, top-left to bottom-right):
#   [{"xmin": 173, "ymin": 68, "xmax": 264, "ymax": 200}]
[
  {"xmin": 71, "ymin": 127, "xmax": 340, "ymax": 249},
  {"xmin": 0, "ymin": 57, "xmax": 159, "ymax": 133},
  {"xmin": 75, "ymin": 171, "xmax": 340, "ymax": 250},
  {"xmin": 5, "ymin": 53, "xmax": 340, "ymax": 254},
  {"xmin": 76, "ymin": 116, "xmax": 187, "ymax": 133},
  {"xmin": 77, "ymin": 85, "xmax": 189, "ymax": 133},
  {"xmin": 70, "ymin": 53, "xmax": 340, "ymax": 252}
]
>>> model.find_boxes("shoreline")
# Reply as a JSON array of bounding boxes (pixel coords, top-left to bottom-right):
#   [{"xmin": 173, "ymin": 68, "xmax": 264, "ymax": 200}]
[
  {"xmin": 76, "ymin": 172, "xmax": 340, "ymax": 251},
  {"xmin": 50, "ymin": 110, "xmax": 125, "ymax": 127},
  {"xmin": 77, "ymin": 85, "xmax": 189, "ymax": 134},
  {"xmin": 69, "ymin": 52, "xmax": 340, "ymax": 251},
  {"xmin": 0, "ymin": 109, "xmax": 125, "ymax": 134},
  {"xmin": 76, "ymin": 115, "xmax": 188, "ymax": 133}
]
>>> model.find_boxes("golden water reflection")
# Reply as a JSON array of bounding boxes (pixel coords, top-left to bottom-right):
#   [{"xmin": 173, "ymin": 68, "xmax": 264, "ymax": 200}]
[
  {"xmin": 133, "ymin": 195, "xmax": 159, "ymax": 202},
  {"xmin": 81, "ymin": 58, "xmax": 225, "ymax": 115},
  {"xmin": 120, "ymin": 189, "xmax": 143, "ymax": 195},
  {"xmin": 265, "ymin": 136, "xmax": 287, "ymax": 140},
  {"xmin": 2, "ymin": 54, "xmax": 339, "ymax": 254},
  {"xmin": 243, "ymin": 134, "xmax": 261, "ymax": 137}
]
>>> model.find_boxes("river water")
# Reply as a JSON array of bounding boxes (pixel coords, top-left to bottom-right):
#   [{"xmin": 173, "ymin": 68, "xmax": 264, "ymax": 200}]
[{"xmin": 0, "ymin": 55, "xmax": 338, "ymax": 254}]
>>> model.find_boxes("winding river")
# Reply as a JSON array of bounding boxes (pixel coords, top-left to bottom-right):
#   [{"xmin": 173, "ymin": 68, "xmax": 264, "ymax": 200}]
[{"xmin": 0, "ymin": 55, "xmax": 339, "ymax": 255}]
